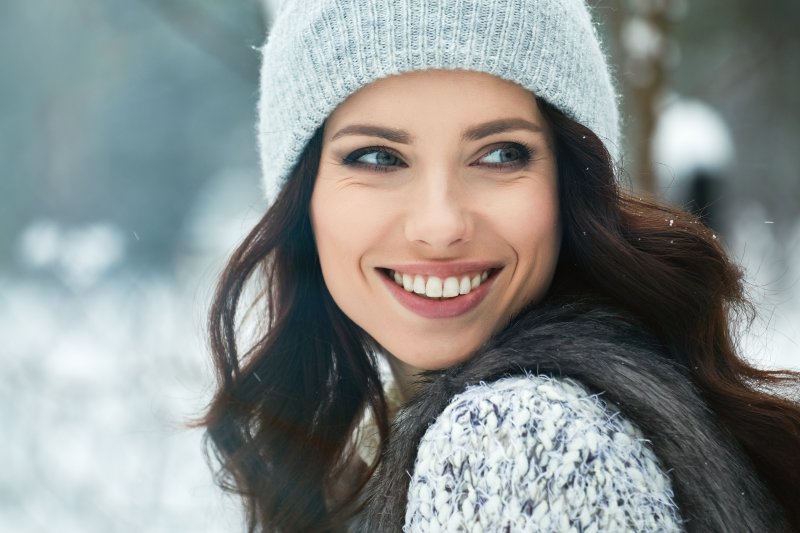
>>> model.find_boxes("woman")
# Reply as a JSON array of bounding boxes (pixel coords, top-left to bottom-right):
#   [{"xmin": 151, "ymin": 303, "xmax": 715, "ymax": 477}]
[{"xmin": 201, "ymin": 0, "xmax": 800, "ymax": 531}]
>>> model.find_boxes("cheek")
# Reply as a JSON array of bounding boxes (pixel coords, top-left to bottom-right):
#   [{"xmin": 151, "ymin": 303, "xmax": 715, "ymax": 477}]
[
  {"xmin": 496, "ymin": 186, "xmax": 561, "ymax": 298},
  {"xmin": 311, "ymin": 198, "xmax": 347, "ymax": 258},
  {"xmin": 310, "ymin": 184, "xmax": 393, "ymax": 309},
  {"xmin": 310, "ymin": 193, "xmax": 358, "ymax": 295},
  {"xmin": 519, "ymin": 200, "xmax": 561, "ymax": 262}
]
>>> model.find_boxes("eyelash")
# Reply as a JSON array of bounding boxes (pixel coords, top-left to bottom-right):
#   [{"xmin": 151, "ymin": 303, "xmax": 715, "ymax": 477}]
[
  {"xmin": 341, "ymin": 147, "xmax": 406, "ymax": 173},
  {"xmin": 341, "ymin": 142, "xmax": 535, "ymax": 173},
  {"xmin": 487, "ymin": 143, "xmax": 534, "ymax": 167}
]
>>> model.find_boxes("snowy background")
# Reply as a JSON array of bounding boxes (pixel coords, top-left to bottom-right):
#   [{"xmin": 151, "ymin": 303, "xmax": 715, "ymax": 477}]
[{"xmin": 1, "ymin": 1, "xmax": 798, "ymax": 532}]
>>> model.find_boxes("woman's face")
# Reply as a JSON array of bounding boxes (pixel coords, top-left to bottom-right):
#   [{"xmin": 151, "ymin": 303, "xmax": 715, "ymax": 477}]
[{"xmin": 311, "ymin": 69, "xmax": 560, "ymax": 370}]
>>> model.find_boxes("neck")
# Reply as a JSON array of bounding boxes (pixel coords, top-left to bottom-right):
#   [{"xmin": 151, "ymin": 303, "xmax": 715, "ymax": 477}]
[{"xmin": 385, "ymin": 356, "xmax": 423, "ymax": 403}]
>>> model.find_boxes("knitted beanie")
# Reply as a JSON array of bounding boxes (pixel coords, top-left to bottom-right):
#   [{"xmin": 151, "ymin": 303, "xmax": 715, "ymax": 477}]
[{"xmin": 258, "ymin": 0, "xmax": 620, "ymax": 203}]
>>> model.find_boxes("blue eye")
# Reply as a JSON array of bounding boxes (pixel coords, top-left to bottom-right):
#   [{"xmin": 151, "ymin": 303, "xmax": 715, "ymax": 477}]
[
  {"xmin": 341, "ymin": 142, "xmax": 534, "ymax": 173},
  {"xmin": 343, "ymin": 147, "xmax": 404, "ymax": 173},
  {"xmin": 478, "ymin": 143, "xmax": 533, "ymax": 168}
]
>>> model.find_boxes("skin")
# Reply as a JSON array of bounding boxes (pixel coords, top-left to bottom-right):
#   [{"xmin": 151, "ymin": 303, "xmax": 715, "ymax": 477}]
[{"xmin": 311, "ymin": 69, "xmax": 561, "ymax": 392}]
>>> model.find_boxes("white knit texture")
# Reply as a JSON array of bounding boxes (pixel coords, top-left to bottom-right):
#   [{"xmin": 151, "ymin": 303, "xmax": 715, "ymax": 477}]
[
  {"xmin": 258, "ymin": 0, "xmax": 620, "ymax": 203},
  {"xmin": 404, "ymin": 375, "xmax": 683, "ymax": 532}
]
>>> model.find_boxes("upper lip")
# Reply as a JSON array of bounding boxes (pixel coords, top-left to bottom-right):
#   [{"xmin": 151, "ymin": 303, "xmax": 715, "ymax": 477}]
[{"xmin": 379, "ymin": 261, "xmax": 502, "ymax": 277}]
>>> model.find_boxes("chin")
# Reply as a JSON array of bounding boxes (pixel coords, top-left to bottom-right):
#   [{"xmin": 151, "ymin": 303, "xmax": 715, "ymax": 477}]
[{"xmin": 391, "ymin": 339, "xmax": 482, "ymax": 371}]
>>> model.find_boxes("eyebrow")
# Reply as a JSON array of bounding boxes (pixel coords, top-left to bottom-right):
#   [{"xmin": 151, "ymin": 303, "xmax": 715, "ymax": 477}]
[
  {"xmin": 329, "ymin": 118, "xmax": 544, "ymax": 144},
  {"xmin": 463, "ymin": 118, "xmax": 544, "ymax": 141},
  {"xmin": 331, "ymin": 124, "xmax": 412, "ymax": 144}
]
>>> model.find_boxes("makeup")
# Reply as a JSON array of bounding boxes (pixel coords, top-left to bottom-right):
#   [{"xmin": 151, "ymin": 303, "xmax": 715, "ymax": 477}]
[{"xmin": 379, "ymin": 266, "xmax": 500, "ymax": 319}]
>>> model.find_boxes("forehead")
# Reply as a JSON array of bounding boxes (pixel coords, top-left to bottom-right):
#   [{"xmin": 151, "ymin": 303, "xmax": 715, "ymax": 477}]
[{"xmin": 324, "ymin": 69, "xmax": 545, "ymax": 139}]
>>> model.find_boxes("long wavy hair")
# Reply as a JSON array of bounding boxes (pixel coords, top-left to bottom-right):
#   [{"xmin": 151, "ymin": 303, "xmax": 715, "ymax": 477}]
[{"xmin": 200, "ymin": 98, "xmax": 800, "ymax": 532}]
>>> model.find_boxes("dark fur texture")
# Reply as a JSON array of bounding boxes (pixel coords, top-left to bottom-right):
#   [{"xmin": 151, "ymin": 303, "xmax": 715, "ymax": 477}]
[{"xmin": 355, "ymin": 299, "xmax": 790, "ymax": 532}]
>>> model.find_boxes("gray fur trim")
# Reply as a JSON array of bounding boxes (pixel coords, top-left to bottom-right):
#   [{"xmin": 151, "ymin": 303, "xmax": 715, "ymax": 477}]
[{"xmin": 355, "ymin": 300, "xmax": 789, "ymax": 532}]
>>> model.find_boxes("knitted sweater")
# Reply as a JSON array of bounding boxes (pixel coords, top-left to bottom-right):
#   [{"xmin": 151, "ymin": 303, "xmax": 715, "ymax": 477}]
[
  {"xmin": 356, "ymin": 300, "xmax": 789, "ymax": 531},
  {"xmin": 404, "ymin": 375, "xmax": 682, "ymax": 532}
]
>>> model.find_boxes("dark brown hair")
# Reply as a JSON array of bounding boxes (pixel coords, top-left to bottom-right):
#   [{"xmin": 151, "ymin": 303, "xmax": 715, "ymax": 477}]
[{"xmin": 200, "ymin": 100, "xmax": 800, "ymax": 532}]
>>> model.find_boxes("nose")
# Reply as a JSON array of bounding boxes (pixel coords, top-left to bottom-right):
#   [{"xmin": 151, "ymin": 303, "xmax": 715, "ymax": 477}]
[{"xmin": 403, "ymin": 171, "xmax": 473, "ymax": 250}]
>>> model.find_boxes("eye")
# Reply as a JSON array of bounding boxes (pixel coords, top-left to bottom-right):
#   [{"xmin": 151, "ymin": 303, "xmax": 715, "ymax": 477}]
[
  {"xmin": 342, "ymin": 147, "xmax": 405, "ymax": 173},
  {"xmin": 477, "ymin": 143, "xmax": 533, "ymax": 169}
]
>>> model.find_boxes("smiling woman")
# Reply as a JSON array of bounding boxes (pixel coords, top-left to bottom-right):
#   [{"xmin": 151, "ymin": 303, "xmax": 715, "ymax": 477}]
[
  {"xmin": 199, "ymin": 0, "xmax": 800, "ymax": 532},
  {"xmin": 312, "ymin": 71, "xmax": 561, "ymax": 370}
]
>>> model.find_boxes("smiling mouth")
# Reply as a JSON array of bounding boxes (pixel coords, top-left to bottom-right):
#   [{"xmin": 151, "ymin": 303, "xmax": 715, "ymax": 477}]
[{"xmin": 378, "ymin": 268, "xmax": 499, "ymax": 299}]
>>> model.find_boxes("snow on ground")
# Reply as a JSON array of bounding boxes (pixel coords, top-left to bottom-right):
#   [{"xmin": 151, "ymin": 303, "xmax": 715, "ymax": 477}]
[
  {"xmin": 730, "ymin": 205, "xmax": 800, "ymax": 371},
  {"xmin": 0, "ymin": 274, "xmax": 244, "ymax": 533}
]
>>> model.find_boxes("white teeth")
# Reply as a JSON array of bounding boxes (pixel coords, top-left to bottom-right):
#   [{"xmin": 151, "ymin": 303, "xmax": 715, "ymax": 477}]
[
  {"xmin": 413, "ymin": 275, "xmax": 426, "ymax": 294},
  {"xmin": 459, "ymin": 276, "xmax": 471, "ymax": 295},
  {"xmin": 389, "ymin": 269, "xmax": 492, "ymax": 298},
  {"xmin": 442, "ymin": 277, "xmax": 460, "ymax": 298},
  {"xmin": 425, "ymin": 276, "xmax": 443, "ymax": 298}
]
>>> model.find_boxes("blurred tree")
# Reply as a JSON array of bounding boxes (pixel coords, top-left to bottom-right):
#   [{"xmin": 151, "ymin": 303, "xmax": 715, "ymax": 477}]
[
  {"xmin": 595, "ymin": 0, "xmax": 799, "ymax": 231},
  {"xmin": 137, "ymin": 0, "xmax": 265, "ymax": 84},
  {"xmin": 597, "ymin": 0, "xmax": 683, "ymax": 193},
  {"xmin": 0, "ymin": 0, "xmax": 265, "ymax": 273}
]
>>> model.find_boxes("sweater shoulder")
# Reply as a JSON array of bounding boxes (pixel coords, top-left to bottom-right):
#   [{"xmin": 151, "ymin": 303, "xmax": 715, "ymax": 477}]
[{"xmin": 404, "ymin": 375, "xmax": 683, "ymax": 532}]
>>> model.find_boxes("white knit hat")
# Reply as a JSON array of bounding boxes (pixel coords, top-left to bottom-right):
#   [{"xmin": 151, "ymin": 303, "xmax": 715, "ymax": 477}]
[{"xmin": 258, "ymin": 0, "xmax": 620, "ymax": 203}]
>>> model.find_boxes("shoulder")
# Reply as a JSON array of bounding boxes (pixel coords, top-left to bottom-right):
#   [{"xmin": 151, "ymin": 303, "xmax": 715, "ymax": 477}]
[{"xmin": 404, "ymin": 374, "xmax": 683, "ymax": 532}]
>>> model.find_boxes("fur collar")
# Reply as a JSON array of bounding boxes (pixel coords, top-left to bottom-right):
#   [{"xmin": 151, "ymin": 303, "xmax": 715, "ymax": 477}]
[{"xmin": 356, "ymin": 299, "xmax": 789, "ymax": 532}]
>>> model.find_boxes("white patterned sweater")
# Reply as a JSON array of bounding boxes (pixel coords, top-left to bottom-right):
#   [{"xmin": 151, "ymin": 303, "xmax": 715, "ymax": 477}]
[{"xmin": 402, "ymin": 375, "xmax": 684, "ymax": 532}]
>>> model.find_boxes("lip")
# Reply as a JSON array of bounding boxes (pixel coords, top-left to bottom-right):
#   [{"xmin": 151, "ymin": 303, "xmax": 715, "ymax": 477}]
[
  {"xmin": 379, "ymin": 261, "xmax": 502, "ymax": 277},
  {"xmin": 378, "ymin": 266, "xmax": 500, "ymax": 319}
]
